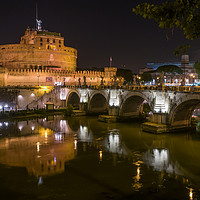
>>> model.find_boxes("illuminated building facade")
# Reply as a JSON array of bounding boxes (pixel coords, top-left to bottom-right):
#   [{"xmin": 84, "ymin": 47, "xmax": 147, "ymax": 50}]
[{"xmin": 0, "ymin": 28, "xmax": 77, "ymax": 71}]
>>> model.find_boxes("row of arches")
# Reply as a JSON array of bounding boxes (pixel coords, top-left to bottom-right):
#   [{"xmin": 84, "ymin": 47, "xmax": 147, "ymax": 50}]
[
  {"xmin": 66, "ymin": 90, "xmax": 148, "ymax": 116},
  {"xmin": 66, "ymin": 90, "xmax": 200, "ymax": 128}
]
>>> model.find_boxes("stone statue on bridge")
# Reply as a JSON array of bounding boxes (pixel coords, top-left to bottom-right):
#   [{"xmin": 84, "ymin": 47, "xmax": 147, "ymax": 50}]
[{"xmin": 83, "ymin": 76, "xmax": 86, "ymax": 86}]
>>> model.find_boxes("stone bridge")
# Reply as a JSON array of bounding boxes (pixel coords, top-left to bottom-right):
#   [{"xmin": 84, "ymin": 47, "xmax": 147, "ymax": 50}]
[{"xmin": 59, "ymin": 85, "xmax": 200, "ymax": 133}]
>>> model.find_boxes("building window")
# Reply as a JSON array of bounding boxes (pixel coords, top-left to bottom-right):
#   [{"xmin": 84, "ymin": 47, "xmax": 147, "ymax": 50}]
[
  {"xmin": 40, "ymin": 43, "xmax": 43, "ymax": 46},
  {"xmin": 59, "ymin": 40, "xmax": 61, "ymax": 44},
  {"xmin": 47, "ymin": 38, "xmax": 49, "ymax": 42},
  {"xmin": 40, "ymin": 38, "xmax": 43, "ymax": 42},
  {"xmin": 59, "ymin": 45, "xmax": 61, "ymax": 47},
  {"xmin": 53, "ymin": 39, "xmax": 55, "ymax": 43}
]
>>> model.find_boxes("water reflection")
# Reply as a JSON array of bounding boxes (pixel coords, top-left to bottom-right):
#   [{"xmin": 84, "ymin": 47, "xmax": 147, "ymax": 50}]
[
  {"xmin": 143, "ymin": 149, "xmax": 179, "ymax": 174},
  {"xmin": 104, "ymin": 130, "xmax": 128, "ymax": 156},
  {"xmin": 0, "ymin": 120, "xmax": 76, "ymax": 178},
  {"xmin": 0, "ymin": 116, "xmax": 200, "ymax": 199},
  {"xmin": 78, "ymin": 125, "xmax": 93, "ymax": 142},
  {"xmin": 132, "ymin": 161, "xmax": 143, "ymax": 191}
]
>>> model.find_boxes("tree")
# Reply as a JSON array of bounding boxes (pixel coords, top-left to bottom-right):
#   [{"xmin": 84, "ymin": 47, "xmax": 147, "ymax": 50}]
[
  {"xmin": 194, "ymin": 61, "xmax": 200, "ymax": 78},
  {"xmin": 141, "ymin": 72, "xmax": 152, "ymax": 83},
  {"xmin": 116, "ymin": 68, "xmax": 133, "ymax": 84},
  {"xmin": 133, "ymin": 0, "xmax": 200, "ymax": 54},
  {"xmin": 156, "ymin": 65, "xmax": 183, "ymax": 74}
]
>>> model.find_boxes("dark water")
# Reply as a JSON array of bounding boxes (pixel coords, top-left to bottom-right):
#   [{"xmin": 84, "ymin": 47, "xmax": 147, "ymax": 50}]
[{"xmin": 0, "ymin": 116, "xmax": 200, "ymax": 200}]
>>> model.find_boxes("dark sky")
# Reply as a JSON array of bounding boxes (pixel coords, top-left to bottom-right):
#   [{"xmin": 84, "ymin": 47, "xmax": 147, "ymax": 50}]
[{"xmin": 1, "ymin": 0, "xmax": 200, "ymax": 72}]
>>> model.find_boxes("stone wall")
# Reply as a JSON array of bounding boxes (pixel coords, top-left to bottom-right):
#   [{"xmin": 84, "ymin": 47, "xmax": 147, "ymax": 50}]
[
  {"xmin": 0, "ymin": 44, "xmax": 77, "ymax": 71},
  {"xmin": 0, "ymin": 67, "xmax": 122, "ymax": 87}
]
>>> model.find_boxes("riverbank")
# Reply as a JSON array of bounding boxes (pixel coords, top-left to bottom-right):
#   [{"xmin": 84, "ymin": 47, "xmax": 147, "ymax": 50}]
[{"xmin": 0, "ymin": 108, "xmax": 66, "ymax": 121}]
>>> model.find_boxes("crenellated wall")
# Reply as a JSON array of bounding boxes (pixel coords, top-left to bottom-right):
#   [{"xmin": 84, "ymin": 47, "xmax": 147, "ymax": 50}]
[{"xmin": 0, "ymin": 67, "xmax": 122, "ymax": 87}]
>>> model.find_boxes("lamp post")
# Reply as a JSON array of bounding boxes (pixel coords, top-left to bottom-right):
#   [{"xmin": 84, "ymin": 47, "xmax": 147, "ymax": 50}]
[
  {"xmin": 156, "ymin": 76, "xmax": 159, "ymax": 85},
  {"xmin": 138, "ymin": 76, "xmax": 141, "ymax": 86},
  {"xmin": 193, "ymin": 75, "xmax": 195, "ymax": 86},
  {"xmin": 189, "ymin": 73, "xmax": 195, "ymax": 86}
]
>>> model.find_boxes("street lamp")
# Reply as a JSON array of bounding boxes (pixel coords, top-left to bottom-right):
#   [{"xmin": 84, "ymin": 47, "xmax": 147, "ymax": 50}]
[
  {"xmin": 157, "ymin": 76, "xmax": 159, "ymax": 85},
  {"xmin": 189, "ymin": 73, "xmax": 195, "ymax": 86},
  {"xmin": 138, "ymin": 76, "xmax": 141, "ymax": 85}
]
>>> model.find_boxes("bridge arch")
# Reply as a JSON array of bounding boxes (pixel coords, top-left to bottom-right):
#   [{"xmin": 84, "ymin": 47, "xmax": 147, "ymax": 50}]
[
  {"xmin": 66, "ymin": 89, "xmax": 80, "ymax": 108},
  {"xmin": 88, "ymin": 91, "xmax": 108, "ymax": 113},
  {"xmin": 169, "ymin": 95, "xmax": 200, "ymax": 127},
  {"xmin": 119, "ymin": 92, "xmax": 151, "ymax": 117}
]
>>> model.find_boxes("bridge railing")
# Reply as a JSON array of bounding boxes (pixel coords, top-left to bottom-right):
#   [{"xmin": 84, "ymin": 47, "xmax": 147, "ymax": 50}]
[{"xmin": 63, "ymin": 84, "xmax": 200, "ymax": 93}]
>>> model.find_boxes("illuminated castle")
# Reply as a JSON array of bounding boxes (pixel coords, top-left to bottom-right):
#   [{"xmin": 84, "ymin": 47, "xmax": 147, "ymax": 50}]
[
  {"xmin": 0, "ymin": 10, "xmax": 121, "ymax": 87},
  {"xmin": 0, "ymin": 26, "xmax": 77, "ymax": 71}
]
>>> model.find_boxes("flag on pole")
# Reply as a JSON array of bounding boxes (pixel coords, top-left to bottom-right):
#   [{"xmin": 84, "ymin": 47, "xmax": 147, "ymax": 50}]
[{"xmin": 110, "ymin": 57, "xmax": 112, "ymax": 62}]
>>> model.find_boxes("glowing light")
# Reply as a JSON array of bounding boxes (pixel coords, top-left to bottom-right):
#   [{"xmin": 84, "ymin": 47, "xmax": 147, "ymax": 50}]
[
  {"xmin": 45, "ymin": 131, "xmax": 48, "ymax": 138},
  {"xmin": 18, "ymin": 95, "xmax": 23, "ymax": 98},
  {"xmin": 18, "ymin": 125, "xmax": 23, "ymax": 131},
  {"xmin": 0, "ymin": 105, "xmax": 2, "ymax": 109},
  {"xmin": 54, "ymin": 157, "xmax": 57, "ymax": 165},
  {"xmin": 36, "ymin": 142, "xmax": 40, "ymax": 152},
  {"xmin": 31, "ymin": 126, "xmax": 35, "ymax": 131},
  {"xmin": 38, "ymin": 176, "xmax": 43, "ymax": 185},
  {"xmin": 189, "ymin": 188, "xmax": 193, "ymax": 200},
  {"xmin": 0, "ymin": 123, "xmax": 2, "ymax": 127},
  {"xmin": 79, "ymin": 125, "xmax": 91, "ymax": 142},
  {"xmin": 74, "ymin": 139, "xmax": 77, "ymax": 150},
  {"xmin": 30, "ymin": 93, "xmax": 35, "ymax": 97},
  {"xmin": 55, "ymin": 133, "xmax": 63, "ymax": 141},
  {"xmin": 137, "ymin": 167, "xmax": 140, "ymax": 176},
  {"xmin": 99, "ymin": 150, "xmax": 103, "ymax": 161},
  {"xmin": 4, "ymin": 122, "xmax": 8, "ymax": 126},
  {"xmin": 60, "ymin": 120, "xmax": 67, "ymax": 133},
  {"xmin": 109, "ymin": 90, "xmax": 120, "ymax": 106},
  {"xmin": 4, "ymin": 104, "xmax": 8, "ymax": 108}
]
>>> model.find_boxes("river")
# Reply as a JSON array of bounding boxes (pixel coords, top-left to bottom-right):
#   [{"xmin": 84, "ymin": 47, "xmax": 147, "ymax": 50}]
[{"xmin": 0, "ymin": 115, "xmax": 199, "ymax": 200}]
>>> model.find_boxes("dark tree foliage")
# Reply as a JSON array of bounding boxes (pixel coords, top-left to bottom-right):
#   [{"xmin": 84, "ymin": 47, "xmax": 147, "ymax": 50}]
[
  {"xmin": 156, "ymin": 65, "xmax": 183, "ymax": 74},
  {"xmin": 133, "ymin": 0, "xmax": 200, "ymax": 40},
  {"xmin": 133, "ymin": 0, "xmax": 200, "ymax": 55},
  {"xmin": 141, "ymin": 72, "xmax": 152, "ymax": 82},
  {"xmin": 194, "ymin": 61, "xmax": 200, "ymax": 78},
  {"xmin": 116, "ymin": 68, "xmax": 133, "ymax": 83}
]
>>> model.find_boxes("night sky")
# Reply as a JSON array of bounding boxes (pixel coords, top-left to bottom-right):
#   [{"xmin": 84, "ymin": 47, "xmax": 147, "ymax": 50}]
[{"xmin": 1, "ymin": 0, "xmax": 200, "ymax": 72}]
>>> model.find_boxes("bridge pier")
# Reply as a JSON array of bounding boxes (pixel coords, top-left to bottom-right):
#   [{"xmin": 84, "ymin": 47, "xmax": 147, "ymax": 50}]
[
  {"xmin": 108, "ymin": 106, "xmax": 119, "ymax": 116},
  {"xmin": 142, "ymin": 113, "xmax": 168, "ymax": 134},
  {"xmin": 79, "ymin": 102, "xmax": 88, "ymax": 111}
]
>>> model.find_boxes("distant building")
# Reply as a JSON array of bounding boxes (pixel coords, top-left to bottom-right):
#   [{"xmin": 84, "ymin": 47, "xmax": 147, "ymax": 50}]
[
  {"xmin": 139, "ymin": 55, "xmax": 198, "ymax": 86},
  {"xmin": 146, "ymin": 55, "xmax": 195, "ymax": 75}
]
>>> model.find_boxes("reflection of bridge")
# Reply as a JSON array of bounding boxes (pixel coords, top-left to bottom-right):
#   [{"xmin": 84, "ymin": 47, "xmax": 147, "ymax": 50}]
[{"xmin": 60, "ymin": 85, "xmax": 200, "ymax": 133}]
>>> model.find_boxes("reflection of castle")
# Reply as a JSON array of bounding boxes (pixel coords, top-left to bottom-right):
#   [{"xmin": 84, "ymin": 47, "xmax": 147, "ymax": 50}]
[{"xmin": 0, "ymin": 132, "xmax": 76, "ymax": 177}]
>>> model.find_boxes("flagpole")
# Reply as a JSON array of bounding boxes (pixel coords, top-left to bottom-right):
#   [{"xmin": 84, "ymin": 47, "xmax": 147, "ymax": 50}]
[{"xmin": 110, "ymin": 57, "xmax": 112, "ymax": 68}]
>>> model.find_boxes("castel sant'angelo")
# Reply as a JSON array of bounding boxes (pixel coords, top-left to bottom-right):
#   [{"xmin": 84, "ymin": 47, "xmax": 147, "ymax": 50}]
[{"xmin": 0, "ymin": 14, "xmax": 119, "ymax": 87}]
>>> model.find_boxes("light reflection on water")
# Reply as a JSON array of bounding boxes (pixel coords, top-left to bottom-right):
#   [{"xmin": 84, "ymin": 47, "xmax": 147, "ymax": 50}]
[{"xmin": 0, "ymin": 116, "xmax": 199, "ymax": 199}]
